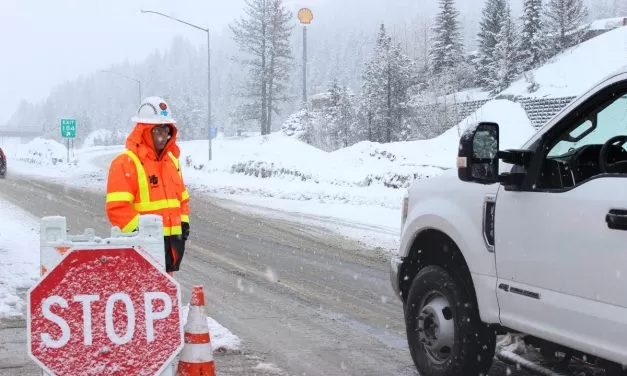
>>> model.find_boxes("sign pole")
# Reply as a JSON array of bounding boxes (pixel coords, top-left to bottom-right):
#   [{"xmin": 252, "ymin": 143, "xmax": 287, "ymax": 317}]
[
  {"xmin": 297, "ymin": 8, "xmax": 313, "ymax": 109},
  {"xmin": 207, "ymin": 29, "xmax": 212, "ymax": 162},
  {"xmin": 303, "ymin": 25, "xmax": 307, "ymax": 106},
  {"xmin": 60, "ymin": 118, "xmax": 77, "ymax": 164}
]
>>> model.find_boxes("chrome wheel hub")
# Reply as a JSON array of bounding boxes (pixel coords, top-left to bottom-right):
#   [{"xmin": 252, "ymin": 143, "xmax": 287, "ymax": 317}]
[{"xmin": 417, "ymin": 294, "xmax": 455, "ymax": 364}]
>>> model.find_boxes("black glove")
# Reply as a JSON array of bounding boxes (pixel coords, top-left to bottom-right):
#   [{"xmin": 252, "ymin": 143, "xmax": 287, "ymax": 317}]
[{"xmin": 182, "ymin": 222, "xmax": 190, "ymax": 241}]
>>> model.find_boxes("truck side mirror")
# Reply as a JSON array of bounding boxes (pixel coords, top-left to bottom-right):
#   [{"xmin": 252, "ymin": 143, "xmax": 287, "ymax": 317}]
[{"xmin": 457, "ymin": 122, "xmax": 500, "ymax": 184}]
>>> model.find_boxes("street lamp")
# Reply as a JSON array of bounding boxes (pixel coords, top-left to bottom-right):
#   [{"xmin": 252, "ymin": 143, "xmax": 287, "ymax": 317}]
[
  {"xmin": 140, "ymin": 9, "xmax": 213, "ymax": 161},
  {"xmin": 100, "ymin": 70, "xmax": 142, "ymax": 106}
]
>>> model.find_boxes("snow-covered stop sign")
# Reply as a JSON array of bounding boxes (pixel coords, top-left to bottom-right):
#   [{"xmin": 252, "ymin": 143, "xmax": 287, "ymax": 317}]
[{"xmin": 27, "ymin": 247, "xmax": 183, "ymax": 376}]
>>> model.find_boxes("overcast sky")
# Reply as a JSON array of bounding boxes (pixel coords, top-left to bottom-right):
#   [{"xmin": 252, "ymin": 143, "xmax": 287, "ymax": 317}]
[
  {"xmin": 0, "ymin": 0, "xmax": 253, "ymax": 123},
  {"xmin": 0, "ymin": 0, "xmax": 516, "ymax": 124}
]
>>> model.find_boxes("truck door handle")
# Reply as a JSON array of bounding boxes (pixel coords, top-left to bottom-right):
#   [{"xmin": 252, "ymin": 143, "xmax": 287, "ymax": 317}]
[{"xmin": 606, "ymin": 209, "xmax": 627, "ymax": 230}]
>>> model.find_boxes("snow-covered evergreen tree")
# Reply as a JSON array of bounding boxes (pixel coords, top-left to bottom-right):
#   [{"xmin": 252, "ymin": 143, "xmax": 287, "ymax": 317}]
[
  {"xmin": 476, "ymin": 0, "xmax": 508, "ymax": 88},
  {"xmin": 490, "ymin": 3, "xmax": 517, "ymax": 93},
  {"xmin": 544, "ymin": 0, "xmax": 589, "ymax": 55},
  {"xmin": 518, "ymin": 0, "xmax": 547, "ymax": 73},
  {"xmin": 230, "ymin": 0, "xmax": 294, "ymax": 135},
  {"xmin": 411, "ymin": 75, "xmax": 461, "ymax": 139},
  {"xmin": 363, "ymin": 25, "xmax": 391, "ymax": 143},
  {"xmin": 325, "ymin": 80, "xmax": 356, "ymax": 148},
  {"xmin": 267, "ymin": 0, "xmax": 294, "ymax": 132},
  {"xmin": 362, "ymin": 24, "xmax": 418, "ymax": 143},
  {"xmin": 428, "ymin": 0, "xmax": 464, "ymax": 75}
]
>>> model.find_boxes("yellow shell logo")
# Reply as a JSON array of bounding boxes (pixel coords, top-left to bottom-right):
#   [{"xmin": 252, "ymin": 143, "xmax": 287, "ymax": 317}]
[{"xmin": 298, "ymin": 8, "xmax": 313, "ymax": 24}]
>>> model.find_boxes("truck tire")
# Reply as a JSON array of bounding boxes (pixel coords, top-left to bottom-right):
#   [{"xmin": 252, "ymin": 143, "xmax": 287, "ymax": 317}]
[{"xmin": 405, "ymin": 265, "xmax": 495, "ymax": 376}]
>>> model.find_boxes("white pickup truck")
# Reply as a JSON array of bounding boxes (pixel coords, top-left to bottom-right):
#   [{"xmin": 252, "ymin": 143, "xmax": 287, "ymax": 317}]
[{"xmin": 391, "ymin": 69, "xmax": 627, "ymax": 376}]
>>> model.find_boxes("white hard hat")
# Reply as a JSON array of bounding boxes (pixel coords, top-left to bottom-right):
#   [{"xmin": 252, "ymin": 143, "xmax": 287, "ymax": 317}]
[{"xmin": 131, "ymin": 96, "xmax": 176, "ymax": 124}]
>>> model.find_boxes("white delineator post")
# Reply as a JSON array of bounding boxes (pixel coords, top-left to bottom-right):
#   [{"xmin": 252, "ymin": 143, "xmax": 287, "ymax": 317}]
[{"xmin": 37, "ymin": 215, "xmax": 178, "ymax": 376}]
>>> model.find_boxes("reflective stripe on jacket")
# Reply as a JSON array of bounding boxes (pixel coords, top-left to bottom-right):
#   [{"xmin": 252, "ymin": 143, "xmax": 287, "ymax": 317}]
[{"xmin": 105, "ymin": 122, "xmax": 190, "ymax": 236}]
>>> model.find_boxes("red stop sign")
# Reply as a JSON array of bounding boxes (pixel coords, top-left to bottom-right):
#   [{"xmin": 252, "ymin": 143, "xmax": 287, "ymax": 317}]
[{"xmin": 28, "ymin": 247, "xmax": 183, "ymax": 376}]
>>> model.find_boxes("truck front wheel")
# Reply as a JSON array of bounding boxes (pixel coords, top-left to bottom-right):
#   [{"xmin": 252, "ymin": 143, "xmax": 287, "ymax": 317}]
[{"xmin": 405, "ymin": 265, "xmax": 495, "ymax": 376}]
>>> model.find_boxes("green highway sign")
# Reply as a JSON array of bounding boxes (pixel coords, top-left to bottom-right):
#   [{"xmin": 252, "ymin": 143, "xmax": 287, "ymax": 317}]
[{"xmin": 60, "ymin": 119, "xmax": 77, "ymax": 138}]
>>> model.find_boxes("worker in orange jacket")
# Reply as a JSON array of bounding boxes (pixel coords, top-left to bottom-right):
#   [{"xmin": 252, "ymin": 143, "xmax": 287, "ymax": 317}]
[{"xmin": 105, "ymin": 96, "xmax": 190, "ymax": 275}]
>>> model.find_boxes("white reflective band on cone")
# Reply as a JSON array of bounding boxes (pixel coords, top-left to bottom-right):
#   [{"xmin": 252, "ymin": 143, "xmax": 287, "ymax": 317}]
[{"xmin": 179, "ymin": 343, "xmax": 214, "ymax": 362}]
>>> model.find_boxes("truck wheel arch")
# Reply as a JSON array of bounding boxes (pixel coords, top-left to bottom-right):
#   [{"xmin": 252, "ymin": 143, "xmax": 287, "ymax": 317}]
[{"xmin": 400, "ymin": 229, "xmax": 477, "ymax": 308}]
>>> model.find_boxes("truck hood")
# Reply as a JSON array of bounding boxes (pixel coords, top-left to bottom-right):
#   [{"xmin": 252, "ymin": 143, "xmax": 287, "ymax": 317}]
[{"xmin": 408, "ymin": 168, "xmax": 500, "ymax": 200}]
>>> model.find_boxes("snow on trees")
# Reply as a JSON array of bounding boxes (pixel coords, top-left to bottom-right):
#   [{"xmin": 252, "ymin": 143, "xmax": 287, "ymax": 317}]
[{"xmin": 230, "ymin": 0, "xmax": 294, "ymax": 136}]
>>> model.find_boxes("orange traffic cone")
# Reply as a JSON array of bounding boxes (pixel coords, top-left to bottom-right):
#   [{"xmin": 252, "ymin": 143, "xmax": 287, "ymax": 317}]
[{"xmin": 176, "ymin": 286, "xmax": 216, "ymax": 376}]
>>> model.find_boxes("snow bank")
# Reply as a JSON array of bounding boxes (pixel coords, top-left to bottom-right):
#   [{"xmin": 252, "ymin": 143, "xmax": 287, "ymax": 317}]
[
  {"xmin": 587, "ymin": 17, "xmax": 627, "ymax": 31},
  {"xmin": 501, "ymin": 25, "xmax": 627, "ymax": 98},
  {"xmin": 437, "ymin": 99, "xmax": 536, "ymax": 153},
  {"xmin": 7, "ymin": 137, "xmax": 69, "ymax": 166},
  {"xmin": 336, "ymin": 99, "xmax": 535, "ymax": 171},
  {"xmin": 0, "ymin": 198, "xmax": 39, "ymax": 318},
  {"xmin": 180, "ymin": 132, "xmax": 444, "ymax": 196},
  {"xmin": 181, "ymin": 133, "xmax": 331, "ymax": 180}
]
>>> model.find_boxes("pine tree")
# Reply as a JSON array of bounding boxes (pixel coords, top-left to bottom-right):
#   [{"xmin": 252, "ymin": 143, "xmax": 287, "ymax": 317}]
[
  {"xmin": 363, "ymin": 24, "xmax": 417, "ymax": 143},
  {"xmin": 428, "ymin": 0, "xmax": 464, "ymax": 76},
  {"xmin": 325, "ymin": 79, "xmax": 356, "ymax": 148},
  {"xmin": 490, "ymin": 3, "xmax": 517, "ymax": 93},
  {"xmin": 544, "ymin": 0, "xmax": 589, "ymax": 55},
  {"xmin": 230, "ymin": 0, "xmax": 294, "ymax": 135},
  {"xmin": 266, "ymin": 0, "xmax": 294, "ymax": 133},
  {"xmin": 476, "ymin": 0, "xmax": 508, "ymax": 88},
  {"xmin": 518, "ymin": 0, "xmax": 546, "ymax": 73},
  {"xmin": 363, "ymin": 25, "xmax": 390, "ymax": 143}
]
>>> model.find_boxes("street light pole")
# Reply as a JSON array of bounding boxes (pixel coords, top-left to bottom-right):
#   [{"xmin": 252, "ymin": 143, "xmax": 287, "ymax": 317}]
[
  {"xmin": 100, "ymin": 70, "xmax": 142, "ymax": 106},
  {"xmin": 297, "ymin": 8, "xmax": 314, "ymax": 109},
  {"xmin": 207, "ymin": 29, "xmax": 212, "ymax": 161},
  {"xmin": 140, "ymin": 9, "xmax": 212, "ymax": 161}
]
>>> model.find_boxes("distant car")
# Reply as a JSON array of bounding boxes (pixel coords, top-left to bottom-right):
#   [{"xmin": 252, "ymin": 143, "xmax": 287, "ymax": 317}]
[{"xmin": 0, "ymin": 147, "xmax": 6, "ymax": 178}]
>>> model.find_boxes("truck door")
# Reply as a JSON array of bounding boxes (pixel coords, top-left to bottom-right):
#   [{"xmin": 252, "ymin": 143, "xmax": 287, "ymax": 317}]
[{"xmin": 494, "ymin": 83, "xmax": 627, "ymax": 363}]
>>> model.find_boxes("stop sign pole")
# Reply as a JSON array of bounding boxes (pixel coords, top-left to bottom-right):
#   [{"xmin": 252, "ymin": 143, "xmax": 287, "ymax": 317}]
[{"xmin": 29, "ymin": 215, "xmax": 183, "ymax": 376}]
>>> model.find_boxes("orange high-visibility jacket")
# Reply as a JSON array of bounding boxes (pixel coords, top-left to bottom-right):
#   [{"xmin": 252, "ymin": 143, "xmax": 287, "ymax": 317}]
[{"xmin": 105, "ymin": 122, "xmax": 190, "ymax": 236}]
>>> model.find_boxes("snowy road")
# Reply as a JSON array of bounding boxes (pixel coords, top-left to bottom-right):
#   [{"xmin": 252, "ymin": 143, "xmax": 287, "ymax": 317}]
[{"xmin": 0, "ymin": 176, "xmax": 532, "ymax": 375}]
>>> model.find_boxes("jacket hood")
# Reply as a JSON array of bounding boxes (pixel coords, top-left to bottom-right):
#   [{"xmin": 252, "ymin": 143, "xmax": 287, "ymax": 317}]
[{"xmin": 125, "ymin": 122, "xmax": 180, "ymax": 161}]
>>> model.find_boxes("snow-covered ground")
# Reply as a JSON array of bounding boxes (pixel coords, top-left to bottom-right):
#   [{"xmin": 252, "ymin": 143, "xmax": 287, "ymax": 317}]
[
  {"xmin": 0, "ymin": 199, "xmax": 39, "ymax": 317},
  {"xmin": 1, "ymin": 99, "xmax": 535, "ymax": 252}
]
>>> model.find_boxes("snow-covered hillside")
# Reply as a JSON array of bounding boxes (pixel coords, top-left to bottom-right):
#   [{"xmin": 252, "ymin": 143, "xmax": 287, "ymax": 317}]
[
  {"xmin": 501, "ymin": 25, "xmax": 627, "ymax": 98},
  {"xmin": 428, "ymin": 25, "xmax": 627, "ymax": 108}
]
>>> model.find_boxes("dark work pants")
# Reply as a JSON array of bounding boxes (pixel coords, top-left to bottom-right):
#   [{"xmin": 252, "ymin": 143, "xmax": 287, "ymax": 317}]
[{"xmin": 164, "ymin": 235, "xmax": 186, "ymax": 273}]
